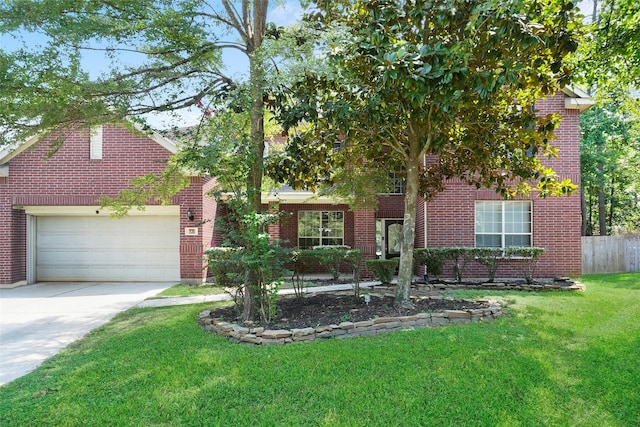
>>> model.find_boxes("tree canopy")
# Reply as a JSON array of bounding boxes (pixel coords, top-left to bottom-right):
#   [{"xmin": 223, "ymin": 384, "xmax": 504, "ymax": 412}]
[
  {"xmin": 581, "ymin": 102, "xmax": 640, "ymax": 235},
  {"xmin": 270, "ymin": 0, "xmax": 581, "ymax": 306},
  {"xmin": 577, "ymin": 0, "xmax": 640, "ymax": 94},
  {"xmin": 572, "ymin": 0, "xmax": 640, "ymax": 235}
]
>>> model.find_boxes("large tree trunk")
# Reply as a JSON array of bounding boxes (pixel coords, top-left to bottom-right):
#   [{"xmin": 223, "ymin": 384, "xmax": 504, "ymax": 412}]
[
  {"xmin": 240, "ymin": 0, "xmax": 268, "ymax": 323},
  {"xmin": 395, "ymin": 153, "xmax": 421, "ymax": 308}
]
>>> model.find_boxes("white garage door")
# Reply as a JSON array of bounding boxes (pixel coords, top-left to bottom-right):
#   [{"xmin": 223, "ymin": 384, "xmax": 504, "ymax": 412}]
[{"xmin": 36, "ymin": 215, "xmax": 180, "ymax": 281}]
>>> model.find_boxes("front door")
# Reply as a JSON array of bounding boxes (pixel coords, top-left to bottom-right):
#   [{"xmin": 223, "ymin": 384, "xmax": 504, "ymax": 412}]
[{"xmin": 384, "ymin": 220, "xmax": 403, "ymax": 259}]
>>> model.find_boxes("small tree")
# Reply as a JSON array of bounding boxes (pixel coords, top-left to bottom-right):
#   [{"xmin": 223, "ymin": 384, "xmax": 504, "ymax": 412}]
[
  {"xmin": 344, "ymin": 249, "xmax": 364, "ymax": 297},
  {"xmin": 414, "ymin": 248, "xmax": 445, "ymax": 282},
  {"xmin": 444, "ymin": 247, "xmax": 476, "ymax": 284}
]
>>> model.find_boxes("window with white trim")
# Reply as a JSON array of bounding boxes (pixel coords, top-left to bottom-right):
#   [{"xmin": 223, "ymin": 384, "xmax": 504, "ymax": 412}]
[
  {"xmin": 475, "ymin": 201, "xmax": 532, "ymax": 248},
  {"xmin": 298, "ymin": 211, "xmax": 344, "ymax": 249},
  {"xmin": 389, "ymin": 172, "xmax": 404, "ymax": 194}
]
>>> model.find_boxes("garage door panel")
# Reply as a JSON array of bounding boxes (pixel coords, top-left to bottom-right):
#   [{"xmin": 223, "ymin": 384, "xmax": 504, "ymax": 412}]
[{"xmin": 36, "ymin": 215, "xmax": 180, "ymax": 281}]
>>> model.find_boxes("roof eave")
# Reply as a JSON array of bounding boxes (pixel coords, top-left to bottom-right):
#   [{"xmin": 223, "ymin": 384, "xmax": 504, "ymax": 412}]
[{"xmin": 561, "ymin": 85, "xmax": 596, "ymax": 112}]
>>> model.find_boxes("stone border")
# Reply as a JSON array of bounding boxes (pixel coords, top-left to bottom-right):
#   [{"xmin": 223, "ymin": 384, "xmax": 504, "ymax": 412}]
[
  {"xmin": 420, "ymin": 277, "xmax": 584, "ymax": 292},
  {"xmin": 199, "ymin": 296, "xmax": 502, "ymax": 345}
]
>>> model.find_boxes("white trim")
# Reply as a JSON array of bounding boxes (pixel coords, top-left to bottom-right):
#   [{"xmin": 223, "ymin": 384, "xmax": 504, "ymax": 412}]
[
  {"xmin": 0, "ymin": 123, "xmax": 178, "ymax": 165},
  {"xmin": 565, "ymin": 97, "xmax": 596, "ymax": 112},
  {"xmin": 561, "ymin": 86, "xmax": 595, "ymax": 112},
  {"xmin": 19, "ymin": 205, "xmax": 180, "ymax": 216},
  {"xmin": 262, "ymin": 191, "xmax": 338, "ymax": 204},
  {"xmin": 131, "ymin": 121, "xmax": 178, "ymax": 154},
  {"xmin": 26, "ymin": 215, "xmax": 36, "ymax": 285},
  {"xmin": 0, "ymin": 132, "xmax": 42, "ymax": 164}
]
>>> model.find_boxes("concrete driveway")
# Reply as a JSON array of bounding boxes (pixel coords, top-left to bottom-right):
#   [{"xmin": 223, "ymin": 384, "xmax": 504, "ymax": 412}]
[{"xmin": 0, "ymin": 281, "xmax": 174, "ymax": 386}]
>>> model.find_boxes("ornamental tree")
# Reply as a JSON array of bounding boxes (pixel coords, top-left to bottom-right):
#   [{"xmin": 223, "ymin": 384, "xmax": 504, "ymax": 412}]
[{"xmin": 270, "ymin": 0, "xmax": 580, "ymax": 307}]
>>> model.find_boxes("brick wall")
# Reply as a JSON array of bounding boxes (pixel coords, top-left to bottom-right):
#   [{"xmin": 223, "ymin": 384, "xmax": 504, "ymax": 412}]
[
  {"xmin": 0, "ymin": 198, "xmax": 17, "ymax": 284},
  {"xmin": 0, "ymin": 125, "xmax": 205, "ymax": 284},
  {"xmin": 425, "ymin": 92, "xmax": 582, "ymax": 278}
]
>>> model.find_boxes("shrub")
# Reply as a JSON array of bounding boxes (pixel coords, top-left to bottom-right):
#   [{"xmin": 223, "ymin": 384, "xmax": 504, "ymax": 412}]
[
  {"xmin": 206, "ymin": 247, "xmax": 245, "ymax": 288},
  {"xmin": 441, "ymin": 247, "xmax": 475, "ymax": 283},
  {"xmin": 505, "ymin": 246, "xmax": 545, "ymax": 284},
  {"xmin": 414, "ymin": 248, "xmax": 446, "ymax": 280},
  {"xmin": 365, "ymin": 258, "xmax": 399, "ymax": 285},
  {"xmin": 313, "ymin": 245, "xmax": 350, "ymax": 280},
  {"xmin": 472, "ymin": 247, "xmax": 505, "ymax": 283}
]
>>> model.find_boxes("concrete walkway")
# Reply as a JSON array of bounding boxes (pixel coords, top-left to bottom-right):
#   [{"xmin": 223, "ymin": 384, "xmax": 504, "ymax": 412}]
[
  {"xmin": 137, "ymin": 281, "xmax": 381, "ymax": 308},
  {"xmin": 0, "ymin": 282, "xmax": 174, "ymax": 386}
]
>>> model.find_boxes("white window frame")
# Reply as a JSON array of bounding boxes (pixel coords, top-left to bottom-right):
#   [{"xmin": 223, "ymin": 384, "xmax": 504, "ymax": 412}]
[
  {"xmin": 475, "ymin": 201, "xmax": 532, "ymax": 248},
  {"xmin": 389, "ymin": 172, "xmax": 404, "ymax": 194},
  {"xmin": 298, "ymin": 211, "xmax": 344, "ymax": 249}
]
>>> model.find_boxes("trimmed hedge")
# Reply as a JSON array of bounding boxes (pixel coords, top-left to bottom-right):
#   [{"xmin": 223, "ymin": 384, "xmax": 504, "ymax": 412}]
[
  {"xmin": 365, "ymin": 258, "xmax": 399, "ymax": 285},
  {"xmin": 414, "ymin": 246, "xmax": 545, "ymax": 283}
]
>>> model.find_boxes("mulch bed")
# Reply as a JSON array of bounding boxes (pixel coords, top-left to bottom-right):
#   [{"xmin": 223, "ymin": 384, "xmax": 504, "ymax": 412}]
[{"xmin": 209, "ymin": 292, "xmax": 490, "ymax": 330}]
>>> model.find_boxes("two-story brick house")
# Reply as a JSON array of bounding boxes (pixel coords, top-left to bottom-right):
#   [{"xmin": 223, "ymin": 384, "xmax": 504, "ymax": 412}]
[
  {"xmin": 263, "ymin": 88, "xmax": 593, "ymax": 279},
  {"xmin": 0, "ymin": 88, "xmax": 592, "ymax": 288}
]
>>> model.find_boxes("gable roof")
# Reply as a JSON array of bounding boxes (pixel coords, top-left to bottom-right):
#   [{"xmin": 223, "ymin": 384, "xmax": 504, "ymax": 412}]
[
  {"xmin": 561, "ymin": 86, "xmax": 595, "ymax": 112},
  {"xmin": 0, "ymin": 123, "xmax": 177, "ymax": 165}
]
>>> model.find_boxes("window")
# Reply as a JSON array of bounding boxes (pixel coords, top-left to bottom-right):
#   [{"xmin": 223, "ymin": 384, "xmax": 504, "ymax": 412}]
[
  {"xmin": 298, "ymin": 211, "xmax": 344, "ymax": 249},
  {"xmin": 389, "ymin": 172, "xmax": 404, "ymax": 194},
  {"xmin": 475, "ymin": 201, "xmax": 532, "ymax": 248}
]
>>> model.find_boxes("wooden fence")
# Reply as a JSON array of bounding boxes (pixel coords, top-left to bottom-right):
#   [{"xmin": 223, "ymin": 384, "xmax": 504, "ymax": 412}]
[{"xmin": 582, "ymin": 234, "xmax": 640, "ymax": 274}]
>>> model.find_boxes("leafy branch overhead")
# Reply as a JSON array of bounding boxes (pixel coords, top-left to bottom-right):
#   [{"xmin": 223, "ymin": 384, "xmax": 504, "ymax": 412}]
[
  {"xmin": 271, "ymin": 0, "xmax": 579, "ymax": 201},
  {"xmin": 0, "ymin": 0, "xmax": 266, "ymax": 147}
]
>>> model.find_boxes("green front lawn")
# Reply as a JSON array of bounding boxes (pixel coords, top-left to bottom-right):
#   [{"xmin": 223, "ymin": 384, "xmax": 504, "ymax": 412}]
[
  {"xmin": 149, "ymin": 283, "xmax": 226, "ymax": 299},
  {"xmin": 1, "ymin": 274, "xmax": 638, "ymax": 426}
]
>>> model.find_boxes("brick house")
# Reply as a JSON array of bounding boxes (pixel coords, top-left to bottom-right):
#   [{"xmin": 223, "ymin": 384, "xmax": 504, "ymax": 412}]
[
  {"xmin": 264, "ymin": 88, "xmax": 593, "ymax": 279},
  {"xmin": 0, "ymin": 125, "xmax": 217, "ymax": 287},
  {"xmin": 0, "ymin": 88, "xmax": 592, "ymax": 288}
]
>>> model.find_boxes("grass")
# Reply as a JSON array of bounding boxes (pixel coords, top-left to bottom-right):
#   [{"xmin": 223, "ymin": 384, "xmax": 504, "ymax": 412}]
[
  {"xmin": 148, "ymin": 283, "xmax": 226, "ymax": 299},
  {"xmin": 1, "ymin": 273, "xmax": 639, "ymax": 426}
]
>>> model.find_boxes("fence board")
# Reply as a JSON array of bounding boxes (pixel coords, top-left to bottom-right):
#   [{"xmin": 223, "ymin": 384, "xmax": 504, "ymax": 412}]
[{"xmin": 582, "ymin": 235, "xmax": 640, "ymax": 274}]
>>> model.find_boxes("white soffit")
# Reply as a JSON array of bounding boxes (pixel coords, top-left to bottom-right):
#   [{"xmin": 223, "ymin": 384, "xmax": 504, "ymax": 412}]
[
  {"xmin": 562, "ymin": 86, "xmax": 596, "ymax": 112},
  {"xmin": 262, "ymin": 191, "xmax": 339, "ymax": 204},
  {"xmin": 19, "ymin": 205, "xmax": 180, "ymax": 216}
]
